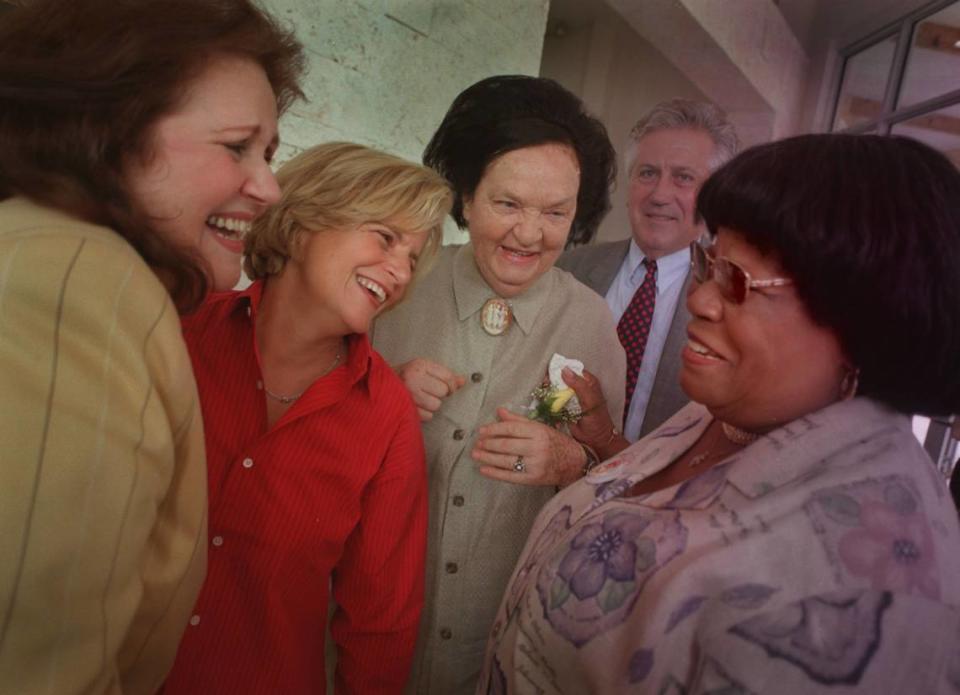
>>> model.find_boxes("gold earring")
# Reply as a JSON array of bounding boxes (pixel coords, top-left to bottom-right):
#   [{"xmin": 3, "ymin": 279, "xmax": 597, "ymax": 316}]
[{"xmin": 840, "ymin": 367, "xmax": 860, "ymax": 400}]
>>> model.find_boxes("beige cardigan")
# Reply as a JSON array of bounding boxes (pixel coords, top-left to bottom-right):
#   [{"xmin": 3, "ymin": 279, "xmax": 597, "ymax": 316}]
[
  {"xmin": 374, "ymin": 243, "xmax": 625, "ymax": 695},
  {"xmin": 0, "ymin": 197, "xmax": 207, "ymax": 694}
]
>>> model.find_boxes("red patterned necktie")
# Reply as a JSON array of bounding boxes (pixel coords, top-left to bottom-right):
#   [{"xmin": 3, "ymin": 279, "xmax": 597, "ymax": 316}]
[{"xmin": 617, "ymin": 258, "xmax": 657, "ymax": 422}]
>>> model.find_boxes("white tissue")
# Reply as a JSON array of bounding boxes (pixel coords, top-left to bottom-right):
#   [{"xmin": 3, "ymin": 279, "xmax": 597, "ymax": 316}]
[{"xmin": 548, "ymin": 353, "xmax": 584, "ymax": 413}]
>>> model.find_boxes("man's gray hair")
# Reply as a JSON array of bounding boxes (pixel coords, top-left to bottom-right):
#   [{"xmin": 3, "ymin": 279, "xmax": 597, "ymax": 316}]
[{"xmin": 625, "ymin": 98, "xmax": 740, "ymax": 175}]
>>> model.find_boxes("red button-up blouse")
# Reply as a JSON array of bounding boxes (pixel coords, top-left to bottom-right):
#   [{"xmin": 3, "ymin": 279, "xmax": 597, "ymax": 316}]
[{"xmin": 164, "ymin": 281, "xmax": 428, "ymax": 694}]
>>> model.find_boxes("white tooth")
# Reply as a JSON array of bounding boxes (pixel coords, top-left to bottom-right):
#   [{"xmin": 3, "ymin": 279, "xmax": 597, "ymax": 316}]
[
  {"xmin": 206, "ymin": 216, "xmax": 252, "ymax": 237},
  {"xmin": 358, "ymin": 277, "xmax": 386, "ymax": 303},
  {"xmin": 688, "ymin": 339, "xmax": 710, "ymax": 355}
]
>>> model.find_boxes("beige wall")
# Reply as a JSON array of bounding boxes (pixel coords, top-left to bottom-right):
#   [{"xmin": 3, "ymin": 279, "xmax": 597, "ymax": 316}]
[{"xmin": 541, "ymin": 1, "xmax": 706, "ymax": 244}]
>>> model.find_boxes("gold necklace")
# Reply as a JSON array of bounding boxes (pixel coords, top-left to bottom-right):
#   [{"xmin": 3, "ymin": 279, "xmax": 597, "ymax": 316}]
[
  {"xmin": 687, "ymin": 422, "xmax": 758, "ymax": 467},
  {"xmin": 688, "ymin": 450, "xmax": 716, "ymax": 468},
  {"xmin": 720, "ymin": 421, "xmax": 760, "ymax": 445},
  {"xmin": 263, "ymin": 343, "xmax": 343, "ymax": 405}
]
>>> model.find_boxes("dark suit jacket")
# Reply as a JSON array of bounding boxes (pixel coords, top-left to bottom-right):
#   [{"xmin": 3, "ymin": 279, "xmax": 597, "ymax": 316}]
[{"xmin": 557, "ymin": 239, "xmax": 691, "ymax": 438}]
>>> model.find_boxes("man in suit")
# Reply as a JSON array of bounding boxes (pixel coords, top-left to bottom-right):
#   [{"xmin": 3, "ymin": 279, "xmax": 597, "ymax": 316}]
[{"xmin": 558, "ymin": 99, "xmax": 739, "ymax": 452}]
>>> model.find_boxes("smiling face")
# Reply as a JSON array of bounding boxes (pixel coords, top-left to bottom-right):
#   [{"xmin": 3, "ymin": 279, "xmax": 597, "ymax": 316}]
[
  {"xmin": 125, "ymin": 55, "xmax": 281, "ymax": 291},
  {"xmin": 680, "ymin": 228, "xmax": 848, "ymax": 431},
  {"xmin": 627, "ymin": 127, "xmax": 717, "ymax": 260},
  {"xmin": 464, "ymin": 143, "xmax": 580, "ymax": 298},
  {"xmin": 287, "ymin": 222, "xmax": 426, "ymax": 336}
]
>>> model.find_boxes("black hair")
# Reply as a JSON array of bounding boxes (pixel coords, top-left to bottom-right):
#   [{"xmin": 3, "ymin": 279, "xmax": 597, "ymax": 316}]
[
  {"xmin": 697, "ymin": 133, "xmax": 960, "ymax": 416},
  {"xmin": 423, "ymin": 75, "xmax": 615, "ymax": 246}
]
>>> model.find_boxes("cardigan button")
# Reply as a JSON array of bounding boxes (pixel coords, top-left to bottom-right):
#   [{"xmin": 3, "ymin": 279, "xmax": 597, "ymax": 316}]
[
  {"xmin": 439, "ymin": 627, "xmax": 452, "ymax": 640},
  {"xmin": 242, "ymin": 458, "xmax": 254, "ymax": 469},
  {"xmin": 452, "ymin": 429, "xmax": 465, "ymax": 441},
  {"xmin": 189, "ymin": 615, "xmax": 200, "ymax": 626},
  {"xmin": 470, "ymin": 372, "xmax": 483, "ymax": 383}
]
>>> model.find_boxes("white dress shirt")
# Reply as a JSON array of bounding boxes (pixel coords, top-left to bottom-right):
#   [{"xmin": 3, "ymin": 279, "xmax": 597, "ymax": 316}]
[{"xmin": 605, "ymin": 240, "xmax": 690, "ymax": 441}]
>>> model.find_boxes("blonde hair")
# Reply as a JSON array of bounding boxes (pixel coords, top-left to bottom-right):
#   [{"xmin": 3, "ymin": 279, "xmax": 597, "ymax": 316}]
[{"xmin": 245, "ymin": 141, "xmax": 452, "ymax": 281}]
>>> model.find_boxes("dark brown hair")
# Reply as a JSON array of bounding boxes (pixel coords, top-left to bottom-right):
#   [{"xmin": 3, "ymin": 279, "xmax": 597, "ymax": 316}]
[{"xmin": 0, "ymin": 0, "xmax": 306, "ymax": 309}]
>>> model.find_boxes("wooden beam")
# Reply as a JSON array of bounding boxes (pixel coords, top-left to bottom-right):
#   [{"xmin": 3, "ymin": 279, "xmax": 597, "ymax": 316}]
[{"xmin": 915, "ymin": 20, "xmax": 960, "ymax": 55}]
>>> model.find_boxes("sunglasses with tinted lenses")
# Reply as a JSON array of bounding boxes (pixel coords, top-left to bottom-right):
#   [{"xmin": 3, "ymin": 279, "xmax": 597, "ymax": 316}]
[{"xmin": 690, "ymin": 242, "xmax": 793, "ymax": 304}]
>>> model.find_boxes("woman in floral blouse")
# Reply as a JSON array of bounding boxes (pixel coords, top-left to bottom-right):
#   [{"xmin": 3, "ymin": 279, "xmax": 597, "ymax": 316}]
[{"xmin": 480, "ymin": 134, "xmax": 960, "ymax": 694}]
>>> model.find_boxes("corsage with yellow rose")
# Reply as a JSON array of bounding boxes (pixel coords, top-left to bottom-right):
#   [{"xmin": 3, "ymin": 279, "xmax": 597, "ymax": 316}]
[{"xmin": 526, "ymin": 353, "xmax": 602, "ymax": 476}]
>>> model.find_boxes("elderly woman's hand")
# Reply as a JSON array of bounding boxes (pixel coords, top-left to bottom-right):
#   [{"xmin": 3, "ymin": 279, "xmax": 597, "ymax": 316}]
[
  {"xmin": 473, "ymin": 407, "xmax": 586, "ymax": 488},
  {"xmin": 562, "ymin": 367, "xmax": 629, "ymax": 460},
  {"xmin": 395, "ymin": 358, "xmax": 466, "ymax": 422}
]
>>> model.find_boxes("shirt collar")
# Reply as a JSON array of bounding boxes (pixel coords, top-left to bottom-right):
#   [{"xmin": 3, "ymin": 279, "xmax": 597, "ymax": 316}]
[
  {"xmin": 627, "ymin": 240, "xmax": 691, "ymax": 292},
  {"xmin": 451, "ymin": 242, "xmax": 554, "ymax": 335},
  {"xmin": 721, "ymin": 397, "xmax": 913, "ymax": 497},
  {"xmin": 232, "ymin": 279, "xmax": 374, "ymax": 393}
]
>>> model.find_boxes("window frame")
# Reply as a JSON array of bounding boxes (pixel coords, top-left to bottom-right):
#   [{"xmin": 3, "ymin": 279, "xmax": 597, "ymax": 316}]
[{"xmin": 829, "ymin": 0, "xmax": 960, "ymax": 137}]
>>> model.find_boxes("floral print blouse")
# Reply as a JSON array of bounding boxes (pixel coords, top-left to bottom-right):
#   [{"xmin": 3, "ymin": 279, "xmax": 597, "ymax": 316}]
[{"xmin": 478, "ymin": 399, "xmax": 960, "ymax": 694}]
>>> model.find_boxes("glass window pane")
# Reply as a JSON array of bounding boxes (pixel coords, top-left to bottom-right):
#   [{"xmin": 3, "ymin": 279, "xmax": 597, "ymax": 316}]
[
  {"xmin": 833, "ymin": 35, "xmax": 898, "ymax": 130},
  {"xmin": 898, "ymin": 1, "xmax": 960, "ymax": 108},
  {"xmin": 891, "ymin": 103, "xmax": 960, "ymax": 168}
]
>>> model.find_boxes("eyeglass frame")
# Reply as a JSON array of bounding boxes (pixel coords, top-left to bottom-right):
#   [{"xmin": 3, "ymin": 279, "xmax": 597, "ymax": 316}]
[{"xmin": 689, "ymin": 242, "xmax": 793, "ymax": 304}]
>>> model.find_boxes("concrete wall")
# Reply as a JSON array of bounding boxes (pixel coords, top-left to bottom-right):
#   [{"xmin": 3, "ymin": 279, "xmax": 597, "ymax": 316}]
[
  {"xmin": 541, "ymin": 1, "xmax": 707, "ymax": 244},
  {"xmin": 266, "ymin": 0, "xmax": 549, "ymax": 162}
]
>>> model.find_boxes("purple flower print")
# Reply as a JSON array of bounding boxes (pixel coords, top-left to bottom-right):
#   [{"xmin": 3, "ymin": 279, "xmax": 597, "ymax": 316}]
[
  {"xmin": 557, "ymin": 511, "xmax": 653, "ymax": 600},
  {"xmin": 627, "ymin": 648, "xmax": 654, "ymax": 684},
  {"xmin": 537, "ymin": 507, "xmax": 687, "ymax": 647},
  {"xmin": 838, "ymin": 500, "xmax": 940, "ymax": 600}
]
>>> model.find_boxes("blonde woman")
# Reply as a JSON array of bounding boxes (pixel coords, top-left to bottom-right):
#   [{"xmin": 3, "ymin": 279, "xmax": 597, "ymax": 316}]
[{"xmin": 165, "ymin": 143, "xmax": 452, "ymax": 695}]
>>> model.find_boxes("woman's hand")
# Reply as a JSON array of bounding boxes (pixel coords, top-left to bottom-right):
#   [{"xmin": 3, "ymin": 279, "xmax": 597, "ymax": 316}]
[
  {"xmin": 473, "ymin": 407, "xmax": 586, "ymax": 488},
  {"xmin": 563, "ymin": 367, "xmax": 628, "ymax": 459},
  {"xmin": 394, "ymin": 358, "xmax": 466, "ymax": 421}
]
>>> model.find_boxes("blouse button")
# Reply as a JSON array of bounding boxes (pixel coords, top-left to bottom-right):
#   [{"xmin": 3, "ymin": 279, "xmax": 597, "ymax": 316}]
[
  {"xmin": 189, "ymin": 615, "xmax": 200, "ymax": 626},
  {"xmin": 212, "ymin": 535, "xmax": 224, "ymax": 547},
  {"xmin": 445, "ymin": 562, "xmax": 458, "ymax": 574},
  {"xmin": 452, "ymin": 495, "xmax": 465, "ymax": 507},
  {"xmin": 242, "ymin": 458, "xmax": 254, "ymax": 469},
  {"xmin": 452, "ymin": 429, "xmax": 465, "ymax": 441},
  {"xmin": 470, "ymin": 372, "xmax": 483, "ymax": 383},
  {"xmin": 439, "ymin": 627, "xmax": 452, "ymax": 640}
]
